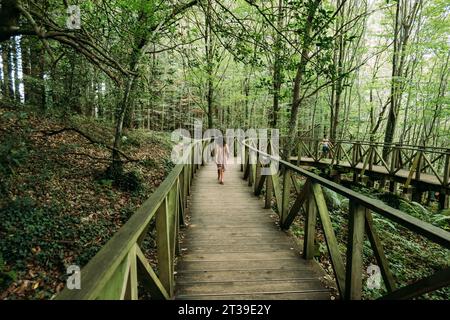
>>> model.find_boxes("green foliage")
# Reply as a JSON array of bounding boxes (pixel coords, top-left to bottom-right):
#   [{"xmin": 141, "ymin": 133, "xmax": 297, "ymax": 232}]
[
  {"xmin": 162, "ymin": 158, "xmax": 175, "ymax": 176},
  {"xmin": 97, "ymin": 178, "xmax": 113, "ymax": 188},
  {"xmin": 141, "ymin": 158, "xmax": 157, "ymax": 168},
  {"xmin": 0, "ymin": 133, "xmax": 29, "ymax": 195},
  {"xmin": 292, "ymin": 180, "xmax": 450, "ymax": 300},
  {"xmin": 99, "ymin": 166, "xmax": 143, "ymax": 192},
  {"xmin": 0, "ymin": 134, "xmax": 29, "ymax": 177},
  {"xmin": 122, "ymin": 130, "xmax": 173, "ymax": 150},
  {"xmin": 114, "ymin": 170, "xmax": 143, "ymax": 192},
  {"xmin": 0, "ymin": 197, "xmax": 79, "ymax": 271},
  {"xmin": 0, "ymin": 254, "xmax": 16, "ymax": 291},
  {"xmin": 322, "ymin": 187, "xmax": 344, "ymax": 209}
]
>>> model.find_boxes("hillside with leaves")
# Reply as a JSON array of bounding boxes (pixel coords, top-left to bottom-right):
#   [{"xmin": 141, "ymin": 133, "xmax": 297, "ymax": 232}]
[{"xmin": 0, "ymin": 107, "xmax": 173, "ymax": 299}]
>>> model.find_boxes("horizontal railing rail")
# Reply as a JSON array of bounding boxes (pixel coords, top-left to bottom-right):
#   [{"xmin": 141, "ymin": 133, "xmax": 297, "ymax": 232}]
[
  {"xmin": 240, "ymin": 137, "xmax": 450, "ymax": 300},
  {"xmin": 285, "ymin": 137, "xmax": 450, "ymax": 153},
  {"xmin": 56, "ymin": 139, "xmax": 208, "ymax": 300}
]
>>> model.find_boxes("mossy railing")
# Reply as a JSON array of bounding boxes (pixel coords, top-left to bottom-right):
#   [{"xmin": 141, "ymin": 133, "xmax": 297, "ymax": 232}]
[
  {"xmin": 56, "ymin": 139, "xmax": 206, "ymax": 300},
  {"xmin": 241, "ymin": 138, "xmax": 450, "ymax": 300}
]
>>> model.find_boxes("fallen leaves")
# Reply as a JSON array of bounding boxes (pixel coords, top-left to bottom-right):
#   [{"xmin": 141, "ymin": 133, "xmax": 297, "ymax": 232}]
[{"xmin": 1, "ymin": 109, "xmax": 173, "ymax": 299}]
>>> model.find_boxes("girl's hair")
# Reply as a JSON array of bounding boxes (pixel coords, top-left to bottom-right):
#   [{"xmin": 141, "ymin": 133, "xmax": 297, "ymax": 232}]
[{"xmin": 215, "ymin": 137, "xmax": 227, "ymax": 146}]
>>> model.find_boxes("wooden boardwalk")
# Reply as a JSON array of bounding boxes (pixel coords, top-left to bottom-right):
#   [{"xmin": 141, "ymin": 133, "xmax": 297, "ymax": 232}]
[
  {"xmin": 291, "ymin": 157, "xmax": 446, "ymax": 189},
  {"xmin": 175, "ymin": 159, "xmax": 331, "ymax": 300}
]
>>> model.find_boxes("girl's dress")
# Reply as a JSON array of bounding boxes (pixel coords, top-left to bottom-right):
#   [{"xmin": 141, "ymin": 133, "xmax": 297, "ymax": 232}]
[{"xmin": 215, "ymin": 144, "xmax": 229, "ymax": 171}]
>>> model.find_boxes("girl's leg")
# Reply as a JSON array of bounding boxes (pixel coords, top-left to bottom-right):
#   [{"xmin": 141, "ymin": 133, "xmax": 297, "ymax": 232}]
[{"xmin": 220, "ymin": 168, "xmax": 224, "ymax": 184}]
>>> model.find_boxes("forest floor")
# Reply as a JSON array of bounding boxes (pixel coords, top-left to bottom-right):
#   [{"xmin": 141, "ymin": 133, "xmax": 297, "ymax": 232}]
[
  {"xmin": 287, "ymin": 174, "xmax": 450, "ymax": 300},
  {"xmin": 0, "ymin": 108, "xmax": 174, "ymax": 299}
]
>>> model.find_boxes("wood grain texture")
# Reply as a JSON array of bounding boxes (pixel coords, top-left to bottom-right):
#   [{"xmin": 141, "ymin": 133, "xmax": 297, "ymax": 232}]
[{"xmin": 175, "ymin": 159, "xmax": 330, "ymax": 300}]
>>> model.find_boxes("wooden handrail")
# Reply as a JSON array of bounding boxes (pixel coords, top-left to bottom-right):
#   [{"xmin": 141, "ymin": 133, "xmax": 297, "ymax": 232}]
[
  {"xmin": 56, "ymin": 139, "xmax": 207, "ymax": 300},
  {"xmin": 293, "ymin": 138, "xmax": 450, "ymax": 154},
  {"xmin": 240, "ymin": 137, "xmax": 450, "ymax": 300}
]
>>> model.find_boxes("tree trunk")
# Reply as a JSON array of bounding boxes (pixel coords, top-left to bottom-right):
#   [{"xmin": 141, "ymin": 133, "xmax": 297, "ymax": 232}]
[
  {"xmin": 205, "ymin": 0, "xmax": 214, "ymax": 129},
  {"xmin": 12, "ymin": 36, "xmax": 21, "ymax": 102},
  {"xmin": 6, "ymin": 40, "xmax": 15, "ymax": 99},
  {"xmin": 383, "ymin": 0, "xmax": 421, "ymax": 158},
  {"xmin": 21, "ymin": 36, "xmax": 31, "ymax": 104},
  {"xmin": 271, "ymin": 0, "xmax": 283, "ymax": 128},
  {"xmin": 111, "ymin": 76, "xmax": 136, "ymax": 175},
  {"xmin": 330, "ymin": 0, "xmax": 345, "ymax": 141},
  {"xmin": 286, "ymin": 0, "xmax": 321, "ymax": 159},
  {"xmin": 1, "ymin": 42, "xmax": 11, "ymax": 99}
]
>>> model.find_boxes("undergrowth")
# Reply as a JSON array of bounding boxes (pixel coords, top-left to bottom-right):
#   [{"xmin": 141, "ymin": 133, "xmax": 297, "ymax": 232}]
[{"xmin": 0, "ymin": 108, "xmax": 173, "ymax": 299}]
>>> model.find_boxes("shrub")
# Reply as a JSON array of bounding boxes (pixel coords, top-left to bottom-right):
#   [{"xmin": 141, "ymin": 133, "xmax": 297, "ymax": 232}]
[
  {"xmin": 0, "ymin": 254, "xmax": 16, "ymax": 291},
  {"xmin": 114, "ymin": 170, "xmax": 143, "ymax": 192},
  {"xmin": 0, "ymin": 197, "xmax": 80, "ymax": 272},
  {"xmin": 0, "ymin": 134, "xmax": 29, "ymax": 177}
]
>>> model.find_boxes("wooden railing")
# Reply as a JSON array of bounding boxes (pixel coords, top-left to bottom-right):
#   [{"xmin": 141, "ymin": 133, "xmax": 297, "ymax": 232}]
[
  {"xmin": 56, "ymin": 139, "xmax": 207, "ymax": 300},
  {"xmin": 240, "ymin": 138, "xmax": 450, "ymax": 300},
  {"xmin": 289, "ymin": 139, "xmax": 450, "ymax": 208}
]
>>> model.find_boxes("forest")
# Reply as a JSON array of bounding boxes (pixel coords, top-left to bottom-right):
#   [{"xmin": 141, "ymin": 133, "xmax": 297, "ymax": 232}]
[{"xmin": 0, "ymin": 0, "xmax": 449, "ymax": 301}]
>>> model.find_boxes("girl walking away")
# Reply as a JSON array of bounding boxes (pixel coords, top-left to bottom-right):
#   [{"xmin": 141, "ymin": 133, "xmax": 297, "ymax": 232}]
[
  {"xmin": 215, "ymin": 139, "xmax": 230, "ymax": 185},
  {"xmin": 320, "ymin": 135, "xmax": 333, "ymax": 159}
]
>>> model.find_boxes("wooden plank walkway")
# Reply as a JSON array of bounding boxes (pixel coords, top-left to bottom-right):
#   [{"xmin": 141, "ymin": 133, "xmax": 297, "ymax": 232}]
[{"xmin": 175, "ymin": 158, "xmax": 331, "ymax": 300}]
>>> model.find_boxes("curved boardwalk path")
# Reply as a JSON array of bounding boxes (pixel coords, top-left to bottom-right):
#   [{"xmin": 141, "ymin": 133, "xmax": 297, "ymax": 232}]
[
  {"xmin": 292, "ymin": 157, "xmax": 443, "ymax": 188},
  {"xmin": 175, "ymin": 158, "xmax": 330, "ymax": 300}
]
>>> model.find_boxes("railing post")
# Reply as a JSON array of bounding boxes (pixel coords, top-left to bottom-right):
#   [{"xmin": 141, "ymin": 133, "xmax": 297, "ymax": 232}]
[
  {"xmin": 190, "ymin": 147, "xmax": 195, "ymax": 181},
  {"xmin": 443, "ymin": 150, "xmax": 450, "ymax": 186},
  {"xmin": 180, "ymin": 167, "xmax": 186, "ymax": 210},
  {"xmin": 396, "ymin": 143, "xmax": 403, "ymax": 168},
  {"xmin": 194, "ymin": 142, "xmax": 200, "ymax": 171},
  {"xmin": 168, "ymin": 183, "xmax": 178, "ymax": 262},
  {"xmin": 254, "ymin": 141, "xmax": 261, "ymax": 193},
  {"xmin": 187, "ymin": 159, "xmax": 192, "ymax": 196},
  {"xmin": 203, "ymin": 141, "xmax": 207, "ymax": 166},
  {"xmin": 240, "ymin": 138, "xmax": 244, "ymax": 172},
  {"xmin": 368, "ymin": 144, "xmax": 374, "ymax": 172},
  {"xmin": 415, "ymin": 147, "xmax": 423, "ymax": 181},
  {"xmin": 439, "ymin": 150, "xmax": 450, "ymax": 209},
  {"xmin": 281, "ymin": 168, "xmax": 291, "ymax": 224},
  {"xmin": 248, "ymin": 140, "xmax": 257, "ymax": 187},
  {"xmin": 336, "ymin": 142, "xmax": 341, "ymax": 165},
  {"xmin": 265, "ymin": 175, "xmax": 273, "ymax": 209},
  {"xmin": 155, "ymin": 197, "xmax": 173, "ymax": 297},
  {"xmin": 314, "ymin": 139, "xmax": 319, "ymax": 160},
  {"xmin": 264, "ymin": 141, "xmax": 273, "ymax": 209},
  {"xmin": 185, "ymin": 158, "xmax": 190, "ymax": 196},
  {"xmin": 345, "ymin": 200, "xmax": 366, "ymax": 300},
  {"xmin": 366, "ymin": 144, "xmax": 374, "ymax": 187},
  {"xmin": 373, "ymin": 143, "xmax": 378, "ymax": 166},
  {"xmin": 352, "ymin": 142, "xmax": 360, "ymax": 182},
  {"xmin": 243, "ymin": 145, "xmax": 250, "ymax": 180},
  {"xmin": 389, "ymin": 145, "xmax": 399, "ymax": 192},
  {"xmin": 248, "ymin": 159, "xmax": 254, "ymax": 187},
  {"xmin": 124, "ymin": 245, "xmax": 138, "ymax": 300},
  {"xmin": 303, "ymin": 183, "xmax": 317, "ymax": 260},
  {"xmin": 351, "ymin": 142, "xmax": 358, "ymax": 167},
  {"xmin": 297, "ymin": 141, "xmax": 302, "ymax": 166}
]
